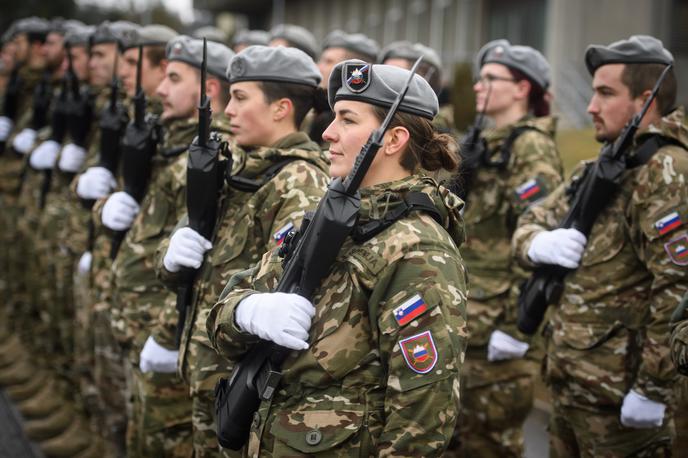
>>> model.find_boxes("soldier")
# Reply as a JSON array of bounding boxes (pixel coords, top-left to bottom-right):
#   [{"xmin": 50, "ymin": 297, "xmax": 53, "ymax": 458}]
[
  {"xmin": 445, "ymin": 40, "xmax": 563, "ymax": 458},
  {"xmin": 206, "ymin": 59, "xmax": 468, "ymax": 456},
  {"xmin": 104, "ymin": 34, "xmax": 233, "ymax": 458},
  {"xmin": 672, "ymin": 295, "xmax": 688, "ymax": 376},
  {"xmin": 512, "ymin": 35, "xmax": 686, "ymax": 456},
  {"xmin": 268, "ymin": 24, "xmax": 319, "ymax": 61},
  {"xmin": 154, "ymin": 45, "xmax": 330, "ymax": 457},
  {"xmin": 231, "ymin": 29, "xmax": 269, "ymax": 53}
]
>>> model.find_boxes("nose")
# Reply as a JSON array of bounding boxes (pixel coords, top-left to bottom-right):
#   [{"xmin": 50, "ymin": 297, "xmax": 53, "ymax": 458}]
[
  {"xmin": 155, "ymin": 79, "xmax": 167, "ymax": 99},
  {"xmin": 321, "ymin": 119, "xmax": 338, "ymax": 144},
  {"xmin": 587, "ymin": 94, "xmax": 599, "ymax": 115},
  {"xmin": 224, "ymin": 98, "xmax": 237, "ymax": 118}
]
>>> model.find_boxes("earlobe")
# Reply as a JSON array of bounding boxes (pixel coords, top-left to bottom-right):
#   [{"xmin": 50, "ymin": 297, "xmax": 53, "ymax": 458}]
[{"xmin": 273, "ymin": 98, "xmax": 292, "ymax": 122}]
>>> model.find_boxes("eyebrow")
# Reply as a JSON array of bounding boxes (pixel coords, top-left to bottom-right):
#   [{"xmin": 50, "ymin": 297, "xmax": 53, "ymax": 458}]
[{"xmin": 337, "ymin": 108, "xmax": 359, "ymax": 117}]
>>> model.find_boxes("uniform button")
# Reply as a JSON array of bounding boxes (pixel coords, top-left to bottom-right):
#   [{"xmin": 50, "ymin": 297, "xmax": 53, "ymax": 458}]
[
  {"xmin": 251, "ymin": 412, "xmax": 260, "ymax": 430},
  {"xmin": 305, "ymin": 429, "xmax": 322, "ymax": 446}
]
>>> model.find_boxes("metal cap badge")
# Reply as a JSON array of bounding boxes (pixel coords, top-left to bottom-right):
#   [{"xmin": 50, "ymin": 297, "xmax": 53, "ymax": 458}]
[{"xmin": 343, "ymin": 63, "xmax": 371, "ymax": 93}]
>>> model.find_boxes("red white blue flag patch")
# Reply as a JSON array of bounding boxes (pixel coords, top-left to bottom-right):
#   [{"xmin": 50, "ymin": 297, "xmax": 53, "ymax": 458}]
[
  {"xmin": 273, "ymin": 222, "xmax": 294, "ymax": 246},
  {"xmin": 665, "ymin": 235, "xmax": 688, "ymax": 265},
  {"xmin": 515, "ymin": 178, "xmax": 543, "ymax": 202},
  {"xmin": 655, "ymin": 211, "xmax": 682, "ymax": 236},
  {"xmin": 393, "ymin": 294, "xmax": 429, "ymax": 326},
  {"xmin": 399, "ymin": 330, "xmax": 438, "ymax": 374}
]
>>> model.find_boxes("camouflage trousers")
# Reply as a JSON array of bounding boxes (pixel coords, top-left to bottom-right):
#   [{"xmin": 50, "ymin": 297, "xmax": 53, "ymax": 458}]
[
  {"xmin": 126, "ymin": 356, "xmax": 194, "ymax": 458},
  {"xmin": 445, "ymin": 349, "xmax": 537, "ymax": 458},
  {"xmin": 672, "ymin": 379, "xmax": 688, "ymax": 456},
  {"xmin": 549, "ymin": 399, "xmax": 674, "ymax": 458}
]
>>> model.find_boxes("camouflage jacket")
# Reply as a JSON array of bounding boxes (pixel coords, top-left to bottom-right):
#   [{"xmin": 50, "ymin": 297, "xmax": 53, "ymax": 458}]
[
  {"xmin": 464, "ymin": 115, "xmax": 562, "ymax": 345},
  {"xmin": 671, "ymin": 319, "xmax": 688, "ymax": 376},
  {"xmin": 207, "ymin": 175, "xmax": 468, "ymax": 458},
  {"xmin": 155, "ymin": 132, "xmax": 330, "ymax": 379},
  {"xmin": 110, "ymin": 115, "xmax": 228, "ymax": 356},
  {"xmin": 512, "ymin": 108, "xmax": 688, "ymax": 408}
]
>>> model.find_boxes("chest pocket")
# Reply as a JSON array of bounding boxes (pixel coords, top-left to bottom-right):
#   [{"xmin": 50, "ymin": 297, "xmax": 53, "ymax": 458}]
[
  {"xmin": 464, "ymin": 169, "xmax": 503, "ymax": 225},
  {"xmin": 209, "ymin": 210, "xmax": 251, "ymax": 267},
  {"xmin": 132, "ymin": 195, "xmax": 170, "ymax": 242},
  {"xmin": 580, "ymin": 204, "xmax": 627, "ymax": 267}
]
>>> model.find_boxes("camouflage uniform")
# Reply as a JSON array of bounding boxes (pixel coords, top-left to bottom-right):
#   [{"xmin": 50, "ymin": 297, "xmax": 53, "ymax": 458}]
[
  {"xmin": 512, "ymin": 109, "xmax": 688, "ymax": 457},
  {"xmin": 447, "ymin": 115, "xmax": 563, "ymax": 458},
  {"xmin": 156, "ymin": 132, "xmax": 330, "ymax": 457},
  {"xmin": 672, "ymin": 318, "xmax": 688, "ymax": 376},
  {"xmin": 207, "ymin": 175, "xmax": 468, "ymax": 457},
  {"xmin": 110, "ymin": 116, "xmax": 227, "ymax": 458}
]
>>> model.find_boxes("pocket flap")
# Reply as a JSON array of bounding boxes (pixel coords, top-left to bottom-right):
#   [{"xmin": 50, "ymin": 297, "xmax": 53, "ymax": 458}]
[
  {"xmin": 552, "ymin": 320, "xmax": 623, "ymax": 351},
  {"xmin": 269, "ymin": 407, "xmax": 363, "ymax": 453}
]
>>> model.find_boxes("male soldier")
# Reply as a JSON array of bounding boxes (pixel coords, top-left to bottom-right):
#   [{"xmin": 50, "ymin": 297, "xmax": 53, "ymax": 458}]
[
  {"xmin": 104, "ymin": 35, "xmax": 233, "ymax": 458},
  {"xmin": 512, "ymin": 35, "xmax": 687, "ymax": 456},
  {"xmin": 231, "ymin": 29, "xmax": 269, "ymax": 53},
  {"xmin": 268, "ymin": 24, "xmax": 319, "ymax": 61},
  {"xmin": 380, "ymin": 41, "xmax": 455, "ymax": 134},
  {"xmin": 154, "ymin": 45, "xmax": 330, "ymax": 457}
]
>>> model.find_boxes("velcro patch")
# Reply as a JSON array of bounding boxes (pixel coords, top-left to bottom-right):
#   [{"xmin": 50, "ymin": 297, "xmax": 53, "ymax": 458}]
[
  {"xmin": 515, "ymin": 178, "xmax": 544, "ymax": 202},
  {"xmin": 665, "ymin": 235, "xmax": 688, "ymax": 266},
  {"xmin": 393, "ymin": 294, "xmax": 429, "ymax": 327},
  {"xmin": 655, "ymin": 211, "xmax": 682, "ymax": 236},
  {"xmin": 399, "ymin": 330, "xmax": 438, "ymax": 374},
  {"xmin": 273, "ymin": 222, "xmax": 294, "ymax": 245}
]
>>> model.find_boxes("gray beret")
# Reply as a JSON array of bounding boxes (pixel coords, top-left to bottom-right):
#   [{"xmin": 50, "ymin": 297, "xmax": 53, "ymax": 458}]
[
  {"xmin": 227, "ymin": 45, "xmax": 321, "ymax": 87},
  {"xmin": 13, "ymin": 17, "xmax": 51, "ymax": 37},
  {"xmin": 193, "ymin": 26, "xmax": 228, "ymax": 45},
  {"xmin": 166, "ymin": 35, "xmax": 235, "ymax": 82},
  {"xmin": 232, "ymin": 29, "xmax": 270, "ymax": 48},
  {"xmin": 124, "ymin": 24, "xmax": 178, "ymax": 50},
  {"xmin": 64, "ymin": 25, "xmax": 95, "ymax": 48},
  {"xmin": 328, "ymin": 60, "xmax": 438, "ymax": 120},
  {"xmin": 379, "ymin": 41, "xmax": 442, "ymax": 72},
  {"xmin": 585, "ymin": 35, "xmax": 673, "ymax": 75},
  {"xmin": 478, "ymin": 39, "xmax": 551, "ymax": 89},
  {"xmin": 269, "ymin": 24, "xmax": 319, "ymax": 60},
  {"xmin": 91, "ymin": 21, "xmax": 139, "ymax": 47},
  {"xmin": 323, "ymin": 30, "xmax": 379, "ymax": 62},
  {"xmin": 51, "ymin": 19, "xmax": 85, "ymax": 36}
]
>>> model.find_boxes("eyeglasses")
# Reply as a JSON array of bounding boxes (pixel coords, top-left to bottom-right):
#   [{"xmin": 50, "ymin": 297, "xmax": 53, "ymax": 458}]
[{"xmin": 474, "ymin": 74, "xmax": 516, "ymax": 85}]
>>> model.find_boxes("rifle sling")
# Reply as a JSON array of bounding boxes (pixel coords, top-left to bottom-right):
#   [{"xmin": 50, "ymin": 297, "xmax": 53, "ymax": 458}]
[
  {"xmin": 625, "ymin": 134, "xmax": 685, "ymax": 169},
  {"xmin": 226, "ymin": 157, "xmax": 300, "ymax": 193},
  {"xmin": 352, "ymin": 191, "xmax": 442, "ymax": 243},
  {"xmin": 483, "ymin": 125, "xmax": 540, "ymax": 169},
  {"xmin": 159, "ymin": 145, "xmax": 188, "ymax": 158}
]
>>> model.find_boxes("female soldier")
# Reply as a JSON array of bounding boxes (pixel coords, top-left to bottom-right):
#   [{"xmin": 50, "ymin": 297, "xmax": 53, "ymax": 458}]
[
  {"xmin": 446, "ymin": 40, "xmax": 563, "ymax": 458},
  {"xmin": 206, "ymin": 61, "xmax": 468, "ymax": 456}
]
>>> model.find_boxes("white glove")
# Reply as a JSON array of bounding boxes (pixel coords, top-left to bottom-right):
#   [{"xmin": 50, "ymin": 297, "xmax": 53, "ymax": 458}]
[
  {"xmin": 620, "ymin": 390, "xmax": 666, "ymax": 428},
  {"xmin": 235, "ymin": 292, "xmax": 316, "ymax": 350},
  {"xmin": 162, "ymin": 227, "xmax": 212, "ymax": 273},
  {"xmin": 487, "ymin": 330, "xmax": 530, "ymax": 361},
  {"xmin": 102, "ymin": 192, "xmax": 140, "ymax": 231},
  {"xmin": 77, "ymin": 251, "xmax": 92, "ymax": 275},
  {"xmin": 58, "ymin": 142, "xmax": 87, "ymax": 173},
  {"xmin": 30, "ymin": 140, "xmax": 61, "ymax": 170},
  {"xmin": 76, "ymin": 166, "xmax": 117, "ymax": 200},
  {"xmin": 0, "ymin": 116, "xmax": 13, "ymax": 141},
  {"xmin": 527, "ymin": 228, "xmax": 587, "ymax": 269},
  {"xmin": 12, "ymin": 128, "xmax": 37, "ymax": 154},
  {"xmin": 139, "ymin": 336, "xmax": 178, "ymax": 373}
]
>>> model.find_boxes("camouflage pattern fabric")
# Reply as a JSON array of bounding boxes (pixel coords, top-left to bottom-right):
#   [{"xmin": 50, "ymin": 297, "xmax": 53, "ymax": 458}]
[
  {"xmin": 207, "ymin": 175, "xmax": 469, "ymax": 457},
  {"xmin": 671, "ymin": 319, "xmax": 688, "ymax": 375},
  {"xmin": 155, "ymin": 131, "xmax": 330, "ymax": 457},
  {"xmin": 448, "ymin": 115, "xmax": 563, "ymax": 457},
  {"xmin": 512, "ymin": 108, "xmax": 688, "ymax": 452}
]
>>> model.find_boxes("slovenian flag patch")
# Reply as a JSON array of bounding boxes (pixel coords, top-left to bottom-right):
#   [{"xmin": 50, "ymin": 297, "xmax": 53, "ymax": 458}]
[
  {"xmin": 393, "ymin": 294, "xmax": 429, "ymax": 326},
  {"xmin": 655, "ymin": 211, "xmax": 682, "ymax": 236},
  {"xmin": 273, "ymin": 222, "xmax": 294, "ymax": 245},
  {"xmin": 515, "ymin": 179, "xmax": 542, "ymax": 201}
]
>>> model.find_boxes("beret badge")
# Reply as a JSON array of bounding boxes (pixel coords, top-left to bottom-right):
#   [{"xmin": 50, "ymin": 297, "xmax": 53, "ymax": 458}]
[
  {"xmin": 343, "ymin": 62, "xmax": 371, "ymax": 93},
  {"xmin": 231, "ymin": 57, "xmax": 246, "ymax": 78}
]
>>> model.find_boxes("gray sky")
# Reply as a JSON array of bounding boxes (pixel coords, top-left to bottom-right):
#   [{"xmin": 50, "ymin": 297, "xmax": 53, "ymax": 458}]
[{"xmin": 76, "ymin": 0, "xmax": 195, "ymax": 24}]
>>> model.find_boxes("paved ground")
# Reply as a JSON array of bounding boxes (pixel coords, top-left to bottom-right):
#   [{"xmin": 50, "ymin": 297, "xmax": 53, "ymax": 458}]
[{"xmin": 0, "ymin": 390, "xmax": 44, "ymax": 458}]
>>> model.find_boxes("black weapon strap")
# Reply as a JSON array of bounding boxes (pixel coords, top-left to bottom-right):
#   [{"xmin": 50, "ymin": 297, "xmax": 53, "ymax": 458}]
[
  {"xmin": 483, "ymin": 125, "xmax": 540, "ymax": 169},
  {"xmin": 352, "ymin": 191, "xmax": 443, "ymax": 243},
  {"xmin": 226, "ymin": 157, "xmax": 300, "ymax": 193},
  {"xmin": 159, "ymin": 145, "xmax": 188, "ymax": 158},
  {"xmin": 626, "ymin": 134, "xmax": 685, "ymax": 169}
]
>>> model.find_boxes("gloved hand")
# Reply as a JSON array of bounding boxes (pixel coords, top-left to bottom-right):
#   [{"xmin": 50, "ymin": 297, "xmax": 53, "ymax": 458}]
[
  {"xmin": 77, "ymin": 251, "xmax": 92, "ymax": 275},
  {"xmin": 76, "ymin": 166, "xmax": 117, "ymax": 200},
  {"xmin": 139, "ymin": 336, "xmax": 178, "ymax": 373},
  {"xmin": 235, "ymin": 292, "xmax": 316, "ymax": 350},
  {"xmin": 162, "ymin": 227, "xmax": 212, "ymax": 273},
  {"xmin": 487, "ymin": 329, "xmax": 530, "ymax": 361},
  {"xmin": 620, "ymin": 390, "xmax": 666, "ymax": 428},
  {"xmin": 527, "ymin": 228, "xmax": 587, "ymax": 269},
  {"xmin": 0, "ymin": 116, "xmax": 13, "ymax": 141},
  {"xmin": 102, "ymin": 192, "xmax": 139, "ymax": 231},
  {"xmin": 30, "ymin": 140, "xmax": 61, "ymax": 170},
  {"xmin": 12, "ymin": 128, "xmax": 37, "ymax": 154},
  {"xmin": 58, "ymin": 142, "xmax": 87, "ymax": 173}
]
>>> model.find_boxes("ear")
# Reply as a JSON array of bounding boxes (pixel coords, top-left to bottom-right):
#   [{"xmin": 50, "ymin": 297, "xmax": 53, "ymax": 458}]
[
  {"xmin": 272, "ymin": 97, "xmax": 294, "ymax": 122},
  {"xmin": 205, "ymin": 77, "xmax": 220, "ymax": 99},
  {"xmin": 383, "ymin": 126, "xmax": 411, "ymax": 158},
  {"xmin": 514, "ymin": 78, "xmax": 531, "ymax": 101},
  {"xmin": 158, "ymin": 59, "xmax": 168, "ymax": 73}
]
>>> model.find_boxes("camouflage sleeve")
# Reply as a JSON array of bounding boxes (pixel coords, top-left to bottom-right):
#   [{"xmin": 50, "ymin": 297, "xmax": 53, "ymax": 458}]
[
  {"xmin": 90, "ymin": 194, "xmax": 113, "ymax": 233},
  {"xmin": 628, "ymin": 147, "xmax": 688, "ymax": 401},
  {"xmin": 672, "ymin": 319, "xmax": 688, "ymax": 376},
  {"xmin": 154, "ymin": 213, "xmax": 190, "ymax": 290},
  {"xmin": 373, "ymin": 249, "xmax": 468, "ymax": 457}
]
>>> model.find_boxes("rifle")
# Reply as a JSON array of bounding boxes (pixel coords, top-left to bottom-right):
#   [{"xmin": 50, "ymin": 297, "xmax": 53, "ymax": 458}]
[
  {"xmin": 31, "ymin": 70, "xmax": 52, "ymax": 131},
  {"xmin": 517, "ymin": 63, "xmax": 674, "ymax": 335},
  {"xmin": 174, "ymin": 38, "xmax": 227, "ymax": 348},
  {"xmin": 66, "ymin": 46, "xmax": 92, "ymax": 148},
  {"xmin": 214, "ymin": 57, "xmax": 424, "ymax": 450},
  {"xmin": 110, "ymin": 45, "xmax": 159, "ymax": 260},
  {"xmin": 0, "ymin": 66, "xmax": 22, "ymax": 155}
]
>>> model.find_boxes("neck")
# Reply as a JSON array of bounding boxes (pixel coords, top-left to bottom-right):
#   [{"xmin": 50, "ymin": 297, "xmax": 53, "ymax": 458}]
[
  {"xmin": 267, "ymin": 123, "xmax": 298, "ymax": 148},
  {"xmin": 210, "ymin": 97, "xmax": 224, "ymax": 115},
  {"xmin": 361, "ymin": 165, "xmax": 411, "ymax": 189},
  {"xmin": 490, "ymin": 104, "xmax": 528, "ymax": 129}
]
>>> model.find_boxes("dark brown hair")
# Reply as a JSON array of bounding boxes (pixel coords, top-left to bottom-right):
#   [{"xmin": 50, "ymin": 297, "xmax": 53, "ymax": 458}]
[
  {"xmin": 144, "ymin": 45, "xmax": 167, "ymax": 68},
  {"xmin": 507, "ymin": 67, "xmax": 550, "ymax": 116},
  {"xmin": 259, "ymin": 81, "xmax": 319, "ymax": 128},
  {"xmin": 621, "ymin": 63, "xmax": 676, "ymax": 116},
  {"xmin": 372, "ymin": 106, "xmax": 459, "ymax": 173}
]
